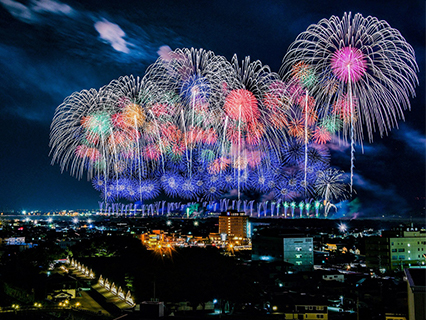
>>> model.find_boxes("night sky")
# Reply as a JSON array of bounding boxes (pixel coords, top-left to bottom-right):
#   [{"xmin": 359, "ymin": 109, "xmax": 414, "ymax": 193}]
[{"xmin": 0, "ymin": 0, "xmax": 424, "ymax": 217}]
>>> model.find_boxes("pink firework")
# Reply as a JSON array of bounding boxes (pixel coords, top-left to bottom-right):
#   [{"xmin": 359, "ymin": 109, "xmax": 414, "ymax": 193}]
[
  {"xmin": 111, "ymin": 113, "xmax": 126, "ymax": 128},
  {"xmin": 76, "ymin": 145, "xmax": 100, "ymax": 161},
  {"xmin": 332, "ymin": 94, "xmax": 358, "ymax": 124},
  {"xmin": 226, "ymin": 122, "xmax": 243, "ymax": 144},
  {"xmin": 150, "ymin": 103, "xmax": 169, "ymax": 117},
  {"xmin": 224, "ymin": 89, "xmax": 259, "ymax": 123},
  {"xmin": 313, "ymin": 126, "xmax": 332, "ymax": 144},
  {"xmin": 331, "ymin": 47, "xmax": 367, "ymax": 82},
  {"xmin": 85, "ymin": 133, "xmax": 99, "ymax": 145},
  {"xmin": 75, "ymin": 145, "xmax": 88, "ymax": 158},
  {"xmin": 246, "ymin": 122, "xmax": 265, "ymax": 145},
  {"xmin": 246, "ymin": 150, "xmax": 262, "ymax": 169},
  {"xmin": 281, "ymin": 12, "xmax": 418, "ymax": 140},
  {"xmin": 144, "ymin": 144, "xmax": 161, "ymax": 161}
]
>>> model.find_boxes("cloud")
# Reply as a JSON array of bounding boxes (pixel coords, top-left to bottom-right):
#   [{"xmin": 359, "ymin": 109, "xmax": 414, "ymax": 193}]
[
  {"xmin": 0, "ymin": 0, "xmax": 76, "ymax": 23},
  {"xmin": 32, "ymin": 0, "xmax": 75, "ymax": 16},
  {"xmin": 327, "ymin": 135, "xmax": 350, "ymax": 153},
  {"xmin": 94, "ymin": 19, "xmax": 131, "ymax": 54},
  {"xmin": 352, "ymin": 173, "xmax": 409, "ymax": 215},
  {"xmin": 0, "ymin": 0, "xmax": 35, "ymax": 23},
  {"xmin": 394, "ymin": 124, "xmax": 426, "ymax": 155}
]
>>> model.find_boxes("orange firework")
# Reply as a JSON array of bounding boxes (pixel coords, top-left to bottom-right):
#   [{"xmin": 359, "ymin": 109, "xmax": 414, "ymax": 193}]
[
  {"xmin": 186, "ymin": 127, "xmax": 204, "ymax": 145},
  {"xmin": 123, "ymin": 103, "xmax": 146, "ymax": 128},
  {"xmin": 233, "ymin": 156, "xmax": 248, "ymax": 170},
  {"xmin": 203, "ymin": 128, "xmax": 218, "ymax": 145},
  {"xmin": 208, "ymin": 157, "xmax": 231, "ymax": 174},
  {"xmin": 287, "ymin": 117, "xmax": 305, "ymax": 139},
  {"xmin": 291, "ymin": 61, "xmax": 310, "ymax": 78}
]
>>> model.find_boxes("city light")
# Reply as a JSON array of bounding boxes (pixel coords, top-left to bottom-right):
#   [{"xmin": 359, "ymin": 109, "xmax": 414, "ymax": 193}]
[{"xmin": 338, "ymin": 223, "xmax": 347, "ymax": 233}]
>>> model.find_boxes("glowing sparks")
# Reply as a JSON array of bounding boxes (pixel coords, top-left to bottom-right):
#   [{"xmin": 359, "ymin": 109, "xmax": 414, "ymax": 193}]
[
  {"xmin": 50, "ymin": 13, "xmax": 418, "ymax": 205},
  {"xmin": 331, "ymin": 47, "xmax": 367, "ymax": 83}
]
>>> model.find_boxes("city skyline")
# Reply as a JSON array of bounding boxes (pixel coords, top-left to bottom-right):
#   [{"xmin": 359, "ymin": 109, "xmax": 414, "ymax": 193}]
[{"xmin": 0, "ymin": 0, "xmax": 424, "ymax": 216}]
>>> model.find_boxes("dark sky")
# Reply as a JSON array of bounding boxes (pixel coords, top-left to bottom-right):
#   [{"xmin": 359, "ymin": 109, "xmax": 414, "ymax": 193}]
[{"xmin": 0, "ymin": 0, "xmax": 424, "ymax": 216}]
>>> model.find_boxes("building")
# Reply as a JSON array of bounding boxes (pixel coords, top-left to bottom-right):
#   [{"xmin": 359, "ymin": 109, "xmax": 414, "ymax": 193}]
[
  {"xmin": 283, "ymin": 237, "xmax": 314, "ymax": 270},
  {"xmin": 365, "ymin": 225, "xmax": 426, "ymax": 271},
  {"xmin": 281, "ymin": 296, "xmax": 329, "ymax": 319},
  {"xmin": 139, "ymin": 230, "xmax": 167, "ymax": 248},
  {"xmin": 218, "ymin": 211, "xmax": 249, "ymax": 240},
  {"xmin": 252, "ymin": 229, "xmax": 314, "ymax": 271},
  {"xmin": 405, "ymin": 268, "xmax": 426, "ymax": 320}
]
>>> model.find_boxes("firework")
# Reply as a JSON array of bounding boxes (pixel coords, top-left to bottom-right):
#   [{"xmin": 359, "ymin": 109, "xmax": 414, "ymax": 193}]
[
  {"xmin": 281, "ymin": 12, "xmax": 418, "ymax": 139},
  {"xmin": 281, "ymin": 12, "xmax": 418, "ymax": 193},
  {"xmin": 52, "ymin": 21, "xmax": 419, "ymax": 207},
  {"xmin": 315, "ymin": 168, "xmax": 346, "ymax": 200}
]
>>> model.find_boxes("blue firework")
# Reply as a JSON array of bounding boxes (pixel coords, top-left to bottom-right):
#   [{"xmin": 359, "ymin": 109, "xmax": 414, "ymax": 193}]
[
  {"xmin": 181, "ymin": 177, "xmax": 203, "ymax": 199},
  {"xmin": 235, "ymin": 170, "xmax": 252, "ymax": 191},
  {"xmin": 160, "ymin": 171, "xmax": 184, "ymax": 198},
  {"xmin": 124, "ymin": 180, "xmax": 138, "ymax": 201},
  {"xmin": 307, "ymin": 144, "xmax": 330, "ymax": 166},
  {"xmin": 222, "ymin": 170, "xmax": 237, "ymax": 190},
  {"xmin": 282, "ymin": 142, "xmax": 305, "ymax": 166},
  {"xmin": 92, "ymin": 175, "xmax": 107, "ymax": 192},
  {"xmin": 275, "ymin": 179, "xmax": 298, "ymax": 201},
  {"xmin": 250, "ymin": 169, "xmax": 276, "ymax": 193},
  {"xmin": 165, "ymin": 153, "xmax": 189, "ymax": 174},
  {"xmin": 203, "ymin": 185, "xmax": 223, "ymax": 201},
  {"xmin": 136, "ymin": 178, "xmax": 161, "ymax": 200},
  {"xmin": 107, "ymin": 178, "xmax": 129, "ymax": 199},
  {"xmin": 282, "ymin": 168, "xmax": 304, "ymax": 195},
  {"xmin": 101, "ymin": 187, "xmax": 117, "ymax": 203},
  {"xmin": 180, "ymin": 75, "xmax": 211, "ymax": 105},
  {"xmin": 304, "ymin": 161, "xmax": 329, "ymax": 185}
]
